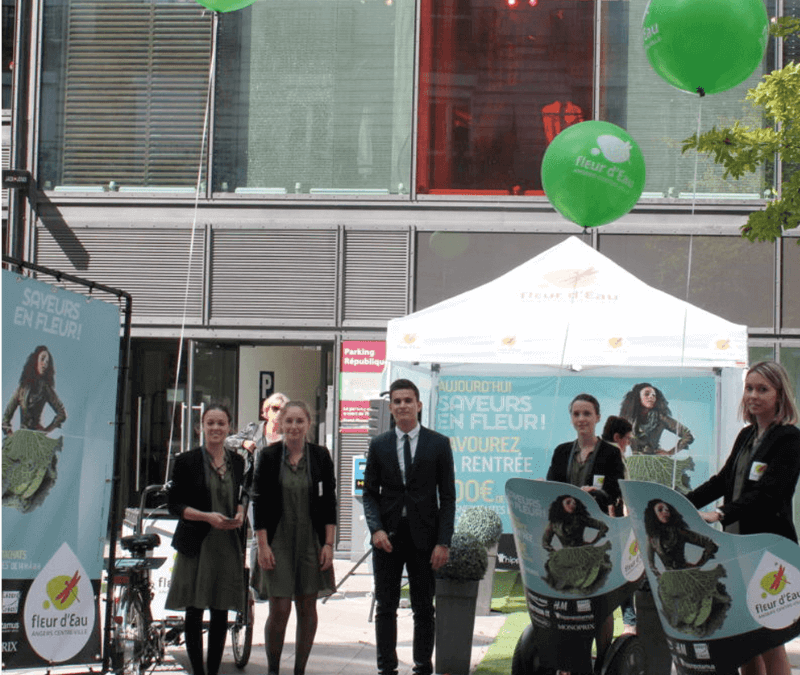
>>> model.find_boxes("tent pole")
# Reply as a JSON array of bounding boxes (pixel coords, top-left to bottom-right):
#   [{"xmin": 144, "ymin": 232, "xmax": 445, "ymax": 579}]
[{"xmin": 429, "ymin": 363, "xmax": 441, "ymax": 430}]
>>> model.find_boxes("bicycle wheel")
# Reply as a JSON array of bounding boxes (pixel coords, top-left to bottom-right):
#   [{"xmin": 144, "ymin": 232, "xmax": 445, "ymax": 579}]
[
  {"xmin": 113, "ymin": 590, "xmax": 151, "ymax": 675},
  {"xmin": 231, "ymin": 587, "xmax": 254, "ymax": 668}
]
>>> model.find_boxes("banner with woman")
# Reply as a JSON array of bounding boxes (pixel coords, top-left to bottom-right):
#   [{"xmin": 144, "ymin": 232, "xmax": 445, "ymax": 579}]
[
  {"xmin": 622, "ymin": 480, "xmax": 800, "ymax": 674},
  {"xmin": 2, "ymin": 270, "xmax": 121, "ymax": 668},
  {"xmin": 506, "ymin": 477, "xmax": 644, "ymax": 673}
]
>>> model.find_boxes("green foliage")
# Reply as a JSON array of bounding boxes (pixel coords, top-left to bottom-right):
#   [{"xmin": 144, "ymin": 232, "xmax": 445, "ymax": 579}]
[
  {"xmin": 657, "ymin": 565, "xmax": 731, "ymax": 636},
  {"xmin": 626, "ymin": 454, "xmax": 695, "ymax": 494},
  {"xmin": 682, "ymin": 21, "xmax": 800, "ymax": 242},
  {"xmin": 545, "ymin": 541, "xmax": 612, "ymax": 594},
  {"xmin": 456, "ymin": 506, "xmax": 503, "ymax": 548},
  {"xmin": 438, "ymin": 531, "xmax": 489, "ymax": 582},
  {"xmin": 2, "ymin": 429, "xmax": 62, "ymax": 512}
]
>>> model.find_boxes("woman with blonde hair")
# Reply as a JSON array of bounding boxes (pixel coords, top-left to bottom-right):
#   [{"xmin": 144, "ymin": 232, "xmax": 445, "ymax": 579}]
[
  {"xmin": 688, "ymin": 361, "xmax": 800, "ymax": 675},
  {"xmin": 252, "ymin": 401, "xmax": 337, "ymax": 675},
  {"xmin": 225, "ymin": 392, "xmax": 290, "ymax": 460}
]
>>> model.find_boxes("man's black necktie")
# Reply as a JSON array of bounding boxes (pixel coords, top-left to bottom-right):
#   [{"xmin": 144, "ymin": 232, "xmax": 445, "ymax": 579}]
[{"xmin": 403, "ymin": 433, "xmax": 412, "ymax": 483}]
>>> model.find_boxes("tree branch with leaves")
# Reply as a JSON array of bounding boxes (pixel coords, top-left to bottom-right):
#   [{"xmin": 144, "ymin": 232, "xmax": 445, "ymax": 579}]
[{"xmin": 682, "ymin": 18, "xmax": 800, "ymax": 243}]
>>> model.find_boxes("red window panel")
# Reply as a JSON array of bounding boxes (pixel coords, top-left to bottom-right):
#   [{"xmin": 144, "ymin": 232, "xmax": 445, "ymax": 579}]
[{"xmin": 417, "ymin": 0, "xmax": 594, "ymax": 195}]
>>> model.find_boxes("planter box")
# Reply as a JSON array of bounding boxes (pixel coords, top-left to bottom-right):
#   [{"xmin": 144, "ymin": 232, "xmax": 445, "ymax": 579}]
[
  {"xmin": 435, "ymin": 579, "xmax": 480, "ymax": 675},
  {"xmin": 475, "ymin": 543, "xmax": 498, "ymax": 615}
]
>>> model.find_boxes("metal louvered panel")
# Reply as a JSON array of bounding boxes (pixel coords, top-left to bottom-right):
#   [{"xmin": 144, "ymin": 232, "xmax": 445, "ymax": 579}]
[
  {"xmin": 210, "ymin": 229, "xmax": 337, "ymax": 323},
  {"xmin": 35, "ymin": 226, "xmax": 204, "ymax": 321},
  {"xmin": 343, "ymin": 230, "xmax": 408, "ymax": 321},
  {"xmin": 61, "ymin": 2, "xmax": 211, "ymax": 186},
  {"xmin": 337, "ymin": 431, "xmax": 370, "ymax": 548}
]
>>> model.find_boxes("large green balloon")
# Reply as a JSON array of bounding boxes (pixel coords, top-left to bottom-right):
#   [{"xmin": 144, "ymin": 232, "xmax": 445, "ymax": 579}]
[
  {"xmin": 195, "ymin": 0, "xmax": 256, "ymax": 12},
  {"xmin": 643, "ymin": 0, "xmax": 768, "ymax": 95},
  {"xmin": 541, "ymin": 121, "xmax": 646, "ymax": 229}
]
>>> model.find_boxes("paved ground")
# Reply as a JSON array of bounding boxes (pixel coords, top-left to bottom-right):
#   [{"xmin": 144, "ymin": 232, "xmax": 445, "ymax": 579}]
[
  {"xmin": 167, "ymin": 556, "xmax": 504, "ymax": 675},
  {"xmin": 161, "ymin": 557, "xmax": 800, "ymax": 675}
]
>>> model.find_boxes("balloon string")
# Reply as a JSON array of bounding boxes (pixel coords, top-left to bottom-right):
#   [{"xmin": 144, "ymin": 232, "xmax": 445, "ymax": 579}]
[
  {"xmin": 546, "ymin": 258, "xmax": 585, "ymax": 456},
  {"xmin": 691, "ymin": 99, "xmax": 703, "ymax": 216},
  {"xmin": 676, "ymin": 100, "xmax": 700, "ymax": 487},
  {"xmin": 673, "ymin": 230, "xmax": 694, "ymax": 489},
  {"xmin": 165, "ymin": 13, "xmax": 218, "ymax": 482}
]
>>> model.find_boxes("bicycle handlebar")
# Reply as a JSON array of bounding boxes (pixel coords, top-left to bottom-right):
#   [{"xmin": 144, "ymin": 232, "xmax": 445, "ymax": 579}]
[{"xmin": 136, "ymin": 484, "xmax": 169, "ymax": 536}]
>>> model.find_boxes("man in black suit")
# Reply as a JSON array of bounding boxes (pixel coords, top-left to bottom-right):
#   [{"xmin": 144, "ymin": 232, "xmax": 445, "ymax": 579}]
[{"xmin": 363, "ymin": 378, "xmax": 456, "ymax": 675}]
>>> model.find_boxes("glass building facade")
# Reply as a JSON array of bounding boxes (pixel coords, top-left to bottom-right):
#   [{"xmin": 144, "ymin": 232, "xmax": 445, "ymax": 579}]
[
  {"xmin": 4, "ymin": 0, "xmax": 799, "ymax": 530},
  {"xmin": 36, "ymin": 0, "xmax": 780, "ymax": 198}
]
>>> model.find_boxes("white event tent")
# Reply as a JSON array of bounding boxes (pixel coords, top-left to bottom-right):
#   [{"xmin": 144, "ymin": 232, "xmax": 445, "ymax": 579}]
[{"xmin": 383, "ymin": 236, "xmax": 749, "ymax": 462}]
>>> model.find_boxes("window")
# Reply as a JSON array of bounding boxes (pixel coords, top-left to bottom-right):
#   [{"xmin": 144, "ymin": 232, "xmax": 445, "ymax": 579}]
[
  {"xmin": 600, "ymin": 234, "xmax": 775, "ymax": 328},
  {"xmin": 415, "ymin": 232, "xmax": 568, "ymax": 308},
  {"xmin": 599, "ymin": 0, "xmax": 774, "ymax": 199},
  {"xmin": 213, "ymin": 0, "xmax": 414, "ymax": 195},
  {"xmin": 417, "ymin": 0, "xmax": 594, "ymax": 195},
  {"xmin": 783, "ymin": 239, "xmax": 800, "ymax": 330},
  {"xmin": 39, "ymin": 1, "xmax": 212, "ymax": 191}
]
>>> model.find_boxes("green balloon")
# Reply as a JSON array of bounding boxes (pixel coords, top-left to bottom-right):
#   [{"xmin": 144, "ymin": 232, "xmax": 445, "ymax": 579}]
[
  {"xmin": 643, "ymin": 0, "xmax": 768, "ymax": 95},
  {"xmin": 195, "ymin": 0, "xmax": 256, "ymax": 11},
  {"xmin": 541, "ymin": 121, "xmax": 646, "ymax": 229}
]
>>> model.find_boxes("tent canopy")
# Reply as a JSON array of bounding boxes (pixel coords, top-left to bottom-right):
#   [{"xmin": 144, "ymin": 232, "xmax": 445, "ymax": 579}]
[{"xmin": 387, "ymin": 236, "xmax": 747, "ymax": 370}]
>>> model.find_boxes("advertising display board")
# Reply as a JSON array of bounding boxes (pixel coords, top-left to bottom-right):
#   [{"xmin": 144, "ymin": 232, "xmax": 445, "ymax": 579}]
[
  {"xmin": 2, "ymin": 271, "xmax": 121, "ymax": 668},
  {"xmin": 622, "ymin": 481, "xmax": 800, "ymax": 674},
  {"xmin": 506, "ymin": 478, "xmax": 643, "ymax": 673},
  {"xmin": 438, "ymin": 374, "xmax": 716, "ymax": 531},
  {"xmin": 507, "ymin": 478, "xmax": 800, "ymax": 674}
]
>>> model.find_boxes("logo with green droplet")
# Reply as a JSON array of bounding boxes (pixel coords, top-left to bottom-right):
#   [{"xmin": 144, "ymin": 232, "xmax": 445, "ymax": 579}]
[
  {"xmin": 44, "ymin": 572, "xmax": 81, "ymax": 611},
  {"xmin": 760, "ymin": 565, "xmax": 788, "ymax": 597}
]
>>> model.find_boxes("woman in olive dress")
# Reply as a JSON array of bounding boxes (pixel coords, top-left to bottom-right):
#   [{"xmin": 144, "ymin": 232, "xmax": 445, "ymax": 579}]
[
  {"xmin": 2, "ymin": 345, "xmax": 68, "ymax": 512},
  {"xmin": 252, "ymin": 400, "xmax": 337, "ymax": 675},
  {"xmin": 166, "ymin": 403, "xmax": 246, "ymax": 675}
]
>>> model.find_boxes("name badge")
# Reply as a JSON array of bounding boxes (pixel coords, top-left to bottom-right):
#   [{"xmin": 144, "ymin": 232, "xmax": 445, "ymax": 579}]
[
  {"xmin": 749, "ymin": 462, "xmax": 767, "ymax": 481},
  {"xmin": 318, "ymin": 481, "xmax": 324, "ymax": 496},
  {"xmin": 593, "ymin": 475, "xmax": 606, "ymax": 489}
]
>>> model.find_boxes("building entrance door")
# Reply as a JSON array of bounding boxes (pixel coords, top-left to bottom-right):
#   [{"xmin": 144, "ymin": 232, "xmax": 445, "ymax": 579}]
[{"xmin": 184, "ymin": 341, "xmax": 238, "ymax": 453}]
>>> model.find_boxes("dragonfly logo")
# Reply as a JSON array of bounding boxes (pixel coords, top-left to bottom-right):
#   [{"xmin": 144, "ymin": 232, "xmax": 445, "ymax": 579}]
[
  {"xmin": 45, "ymin": 572, "xmax": 81, "ymax": 611},
  {"xmin": 760, "ymin": 565, "xmax": 788, "ymax": 596}
]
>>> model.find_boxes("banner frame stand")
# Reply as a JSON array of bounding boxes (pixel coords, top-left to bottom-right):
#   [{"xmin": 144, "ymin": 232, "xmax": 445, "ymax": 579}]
[{"xmin": 3, "ymin": 256, "xmax": 132, "ymax": 674}]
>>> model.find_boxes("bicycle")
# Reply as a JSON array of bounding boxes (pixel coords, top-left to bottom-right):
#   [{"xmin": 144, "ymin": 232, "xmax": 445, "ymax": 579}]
[
  {"xmin": 108, "ymin": 484, "xmax": 168, "ymax": 675},
  {"xmin": 107, "ymin": 484, "xmax": 254, "ymax": 673}
]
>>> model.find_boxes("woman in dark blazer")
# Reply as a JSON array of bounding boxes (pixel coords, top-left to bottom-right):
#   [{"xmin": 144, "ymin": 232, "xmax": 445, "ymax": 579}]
[
  {"xmin": 688, "ymin": 361, "xmax": 800, "ymax": 675},
  {"xmin": 166, "ymin": 403, "xmax": 247, "ymax": 675},
  {"xmin": 252, "ymin": 400, "xmax": 336, "ymax": 675},
  {"xmin": 545, "ymin": 393, "xmax": 624, "ymax": 664},
  {"xmin": 546, "ymin": 394, "xmax": 625, "ymax": 513}
]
